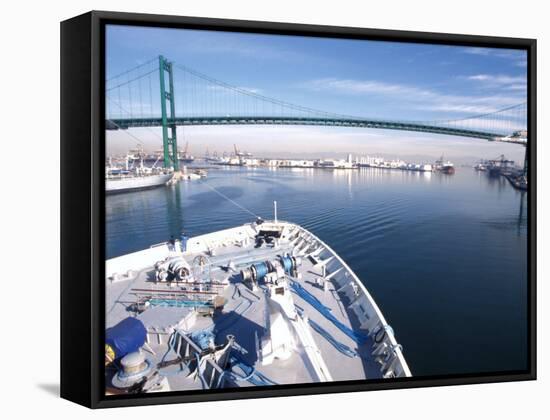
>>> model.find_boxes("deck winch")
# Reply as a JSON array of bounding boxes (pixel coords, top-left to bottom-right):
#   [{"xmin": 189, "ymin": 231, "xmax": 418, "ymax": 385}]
[
  {"xmin": 240, "ymin": 255, "xmax": 301, "ymax": 285},
  {"xmin": 111, "ymin": 351, "xmax": 153, "ymax": 390},
  {"xmin": 154, "ymin": 256, "xmax": 191, "ymax": 282}
]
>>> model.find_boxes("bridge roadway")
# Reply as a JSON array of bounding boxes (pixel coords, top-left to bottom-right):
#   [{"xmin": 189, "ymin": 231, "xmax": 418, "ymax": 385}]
[{"xmin": 106, "ymin": 115, "xmax": 509, "ymax": 141}]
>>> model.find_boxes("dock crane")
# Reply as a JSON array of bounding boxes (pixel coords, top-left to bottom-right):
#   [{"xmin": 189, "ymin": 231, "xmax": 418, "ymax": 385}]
[{"xmin": 233, "ymin": 144, "xmax": 252, "ymax": 157}]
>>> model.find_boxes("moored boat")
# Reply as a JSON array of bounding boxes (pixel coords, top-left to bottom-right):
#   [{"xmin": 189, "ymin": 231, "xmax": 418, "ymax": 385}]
[
  {"xmin": 434, "ymin": 156, "xmax": 455, "ymax": 174},
  {"xmin": 106, "ymin": 152, "xmax": 173, "ymax": 194},
  {"xmin": 106, "ymin": 172, "xmax": 174, "ymax": 194}
]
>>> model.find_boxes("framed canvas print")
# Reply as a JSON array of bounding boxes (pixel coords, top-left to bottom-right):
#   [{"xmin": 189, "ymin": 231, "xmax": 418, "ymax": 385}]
[{"xmin": 60, "ymin": 10, "xmax": 536, "ymax": 408}]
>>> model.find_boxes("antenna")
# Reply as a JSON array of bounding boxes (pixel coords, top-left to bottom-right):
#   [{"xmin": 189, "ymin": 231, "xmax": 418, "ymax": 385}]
[{"xmin": 274, "ymin": 201, "xmax": 278, "ymax": 223}]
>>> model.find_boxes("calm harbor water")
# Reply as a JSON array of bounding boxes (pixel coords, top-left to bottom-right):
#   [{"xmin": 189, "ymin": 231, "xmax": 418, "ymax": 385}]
[{"xmin": 106, "ymin": 165, "xmax": 528, "ymax": 378}]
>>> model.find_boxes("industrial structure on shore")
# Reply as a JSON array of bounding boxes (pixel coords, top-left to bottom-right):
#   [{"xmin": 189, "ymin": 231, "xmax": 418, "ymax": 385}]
[
  {"xmin": 199, "ymin": 148, "xmax": 453, "ymax": 174},
  {"xmin": 475, "ymin": 154, "xmax": 527, "ymax": 191}
]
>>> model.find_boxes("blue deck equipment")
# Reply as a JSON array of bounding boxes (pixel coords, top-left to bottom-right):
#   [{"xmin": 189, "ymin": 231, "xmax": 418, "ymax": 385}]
[
  {"xmin": 289, "ymin": 280, "xmax": 370, "ymax": 344},
  {"xmin": 252, "ymin": 262, "xmax": 269, "ymax": 281},
  {"xmin": 279, "ymin": 255, "xmax": 293, "ymax": 273},
  {"xmin": 105, "ymin": 317, "xmax": 147, "ymax": 360}
]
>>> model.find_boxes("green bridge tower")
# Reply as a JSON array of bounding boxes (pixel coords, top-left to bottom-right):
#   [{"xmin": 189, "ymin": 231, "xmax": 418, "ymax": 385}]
[{"xmin": 159, "ymin": 55, "xmax": 179, "ymax": 171}]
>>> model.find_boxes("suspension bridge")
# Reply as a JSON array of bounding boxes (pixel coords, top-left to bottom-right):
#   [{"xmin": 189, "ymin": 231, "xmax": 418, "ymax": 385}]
[{"xmin": 106, "ymin": 56, "xmax": 528, "ymax": 170}]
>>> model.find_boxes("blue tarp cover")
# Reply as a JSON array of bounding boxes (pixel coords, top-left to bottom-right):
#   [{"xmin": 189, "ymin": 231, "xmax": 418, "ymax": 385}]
[{"xmin": 105, "ymin": 317, "xmax": 147, "ymax": 359}]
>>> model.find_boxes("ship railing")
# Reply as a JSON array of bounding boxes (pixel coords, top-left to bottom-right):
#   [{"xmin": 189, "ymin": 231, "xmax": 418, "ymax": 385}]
[
  {"xmin": 294, "ymin": 224, "xmax": 412, "ymax": 377},
  {"xmin": 338, "ymin": 281, "xmax": 410, "ymax": 378},
  {"xmin": 149, "ymin": 241, "xmax": 170, "ymax": 249}
]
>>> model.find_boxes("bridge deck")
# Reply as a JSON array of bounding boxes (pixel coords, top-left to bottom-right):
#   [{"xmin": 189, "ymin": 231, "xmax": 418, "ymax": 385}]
[{"xmin": 106, "ymin": 116, "xmax": 507, "ymax": 141}]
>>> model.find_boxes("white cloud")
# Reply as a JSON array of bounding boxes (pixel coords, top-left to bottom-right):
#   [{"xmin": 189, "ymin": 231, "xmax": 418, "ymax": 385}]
[
  {"xmin": 465, "ymin": 74, "xmax": 526, "ymax": 88},
  {"xmin": 206, "ymin": 85, "xmax": 263, "ymax": 94},
  {"xmin": 301, "ymin": 77, "xmax": 523, "ymax": 116},
  {"xmin": 461, "ymin": 47, "xmax": 525, "ymax": 59},
  {"xmin": 461, "ymin": 47, "xmax": 528, "ymax": 68},
  {"xmin": 505, "ymin": 84, "xmax": 527, "ymax": 91},
  {"xmin": 304, "ymin": 78, "xmax": 424, "ymax": 97},
  {"xmin": 467, "ymin": 74, "xmax": 521, "ymax": 83}
]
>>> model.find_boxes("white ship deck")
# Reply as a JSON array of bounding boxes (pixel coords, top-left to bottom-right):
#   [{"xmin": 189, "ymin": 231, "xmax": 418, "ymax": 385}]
[{"xmin": 105, "ymin": 220, "xmax": 411, "ymax": 393}]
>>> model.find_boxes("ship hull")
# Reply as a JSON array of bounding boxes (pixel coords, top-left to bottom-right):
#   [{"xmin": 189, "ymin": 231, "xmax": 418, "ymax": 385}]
[{"xmin": 106, "ymin": 173, "xmax": 173, "ymax": 194}]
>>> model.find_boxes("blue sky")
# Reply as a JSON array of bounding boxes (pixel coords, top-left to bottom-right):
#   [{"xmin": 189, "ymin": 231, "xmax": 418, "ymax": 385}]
[{"xmin": 106, "ymin": 25, "xmax": 527, "ymax": 163}]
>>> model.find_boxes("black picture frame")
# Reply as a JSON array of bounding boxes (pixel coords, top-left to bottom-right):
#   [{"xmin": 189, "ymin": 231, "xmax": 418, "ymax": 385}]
[{"xmin": 60, "ymin": 10, "xmax": 537, "ymax": 409}]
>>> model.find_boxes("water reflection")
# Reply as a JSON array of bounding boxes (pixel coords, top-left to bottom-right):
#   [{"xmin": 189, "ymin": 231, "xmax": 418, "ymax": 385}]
[
  {"xmin": 166, "ymin": 185, "xmax": 184, "ymax": 239},
  {"xmin": 517, "ymin": 190, "xmax": 527, "ymax": 235}
]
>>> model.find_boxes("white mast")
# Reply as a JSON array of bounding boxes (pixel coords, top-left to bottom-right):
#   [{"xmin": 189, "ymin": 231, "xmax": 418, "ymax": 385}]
[{"xmin": 274, "ymin": 201, "xmax": 278, "ymax": 223}]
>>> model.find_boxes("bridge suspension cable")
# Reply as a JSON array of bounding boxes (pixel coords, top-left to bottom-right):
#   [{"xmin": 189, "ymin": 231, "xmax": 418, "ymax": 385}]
[
  {"xmin": 173, "ymin": 63, "xmax": 361, "ymax": 120},
  {"xmin": 107, "ymin": 97, "xmax": 164, "ymax": 143},
  {"xmin": 106, "ymin": 57, "xmax": 158, "ymax": 82},
  {"xmin": 106, "ymin": 58, "xmax": 160, "ymax": 121}
]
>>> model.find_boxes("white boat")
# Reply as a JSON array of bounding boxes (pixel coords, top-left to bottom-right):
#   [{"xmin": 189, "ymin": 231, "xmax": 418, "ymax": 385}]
[
  {"xmin": 106, "ymin": 172, "xmax": 174, "ymax": 194},
  {"xmin": 104, "ymin": 207, "xmax": 411, "ymax": 395},
  {"xmin": 106, "ymin": 151, "xmax": 174, "ymax": 194},
  {"xmin": 178, "ymin": 168, "xmax": 208, "ymax": 181}
]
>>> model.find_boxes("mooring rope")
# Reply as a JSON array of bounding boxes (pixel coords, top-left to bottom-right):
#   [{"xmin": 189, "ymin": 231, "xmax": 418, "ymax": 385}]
[{"xmin": 198, "ymin": 180, "xmax": 261, "ymax": 219}]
